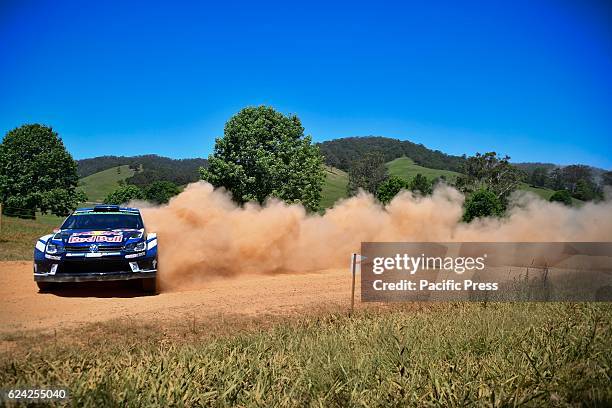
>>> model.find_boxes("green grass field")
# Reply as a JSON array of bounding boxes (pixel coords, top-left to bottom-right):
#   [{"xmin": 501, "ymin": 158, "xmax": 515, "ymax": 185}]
[
  {"xmin": 520, "ymin": 183, "xmax": 583, "ymax": 205},
  {"xmin": 0, "ymin": 213, "xmax": 63, "ymax": 261},
  {"xmin": 520, "ymin": 183, "xmax": 556, "ymax": 200},
  {"xmin": 1, "ymin": 302, "xmax": 610, "ymax": 406},
  {"xmin": 319, "ymin": 166, "xmax": 349, "ymax": 210},
  {"xmin": 78, "ymin": 165, "xmax": 135, "ymax": 203},
  {"xmin": 386, "ymin": 156, "xmax": 460, "ymax": 182}
]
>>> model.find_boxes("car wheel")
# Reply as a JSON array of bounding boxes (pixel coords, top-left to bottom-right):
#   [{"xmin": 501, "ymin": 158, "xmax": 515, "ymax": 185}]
[
  {"xmin": 141, "ymin": 277, "xmax": 157, "ymax": 294},
  {"xmin": 37, "ymin": 282, "xmax": 52, "ymax": 292}
]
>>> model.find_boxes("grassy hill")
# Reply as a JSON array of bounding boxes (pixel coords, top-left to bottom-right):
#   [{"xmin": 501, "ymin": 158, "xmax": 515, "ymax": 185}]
[
  {"xmin": 78, "ymin": 165, "xmax": 135, "ymax": 203},
  {"xmin": 520, "ymin": 183, "xmax": 582, "ymax": 205},
  {"xmin": 77, "ymin": 155, "xmax": 207, "ymax": 187},
  {"xmin": 319, "ymin": 157, "xmax": 464, "ymax": 209},
  {"xmin": 386, "ymin": 157, "xmax": 572, "ymax": 202},
  {"xmin": 75, "ymin": 156, "xmax": 576, "ymax": 210},
  {"xmin": 319, "ymin": 156, "xmax": 572, "ymax": 208},
  {"xmin": 319, "ymin": 166, "xmax": 349, "ymax": 209},
  {"xmin": 387, "ymin": 157, "xmax": 460, "ymax": 182},
  {"xmin": 520, "ymin": 184, "xmax": 556, "ymax": 200},
  {"xmin": 318, "ymin": 136, "xmax": 465, "ymax": 173}
]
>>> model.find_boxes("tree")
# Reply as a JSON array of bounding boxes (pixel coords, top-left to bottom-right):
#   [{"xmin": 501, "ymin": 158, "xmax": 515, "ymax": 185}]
[
  {"xmin": 574, "ymin": 178, "xmax": 599, "ymax": 201},
  {"xmin": 104, "ymin": 185, "xmax": 144, "ymax": 205},
  {"xmin": 201, "ymin": 106, "xmax": 324, "ymax": 211},
  {"xmin": 409, "ymin": 173, "xmax": 432, "ymax": 195},
  {"xmin": 546, "ymin": 168, "xmax": 565, "ymax": 190},
  {"xmin": 561, "ymin": 165, "xmax": 593, "ymax": 194},
  {"xmin": 376, "ymin": 176, "xmax": 411, "ymax": 204},
  {"xmin": 529, "ymin": 167, "xmax": 548, "ymax": 188},
  {"xmin": 602, "ymin": 171, "xmax": 612, "ymax": 187},
  {"xmin": 347, "ymin": 151, "xmax": 388, "ymax": 196},
  {"xmin": 549, "ymin": 190, "xmax": 572, "ymax": 206},
  {"xmin": 144, "ymin": 181, "xmax": 180, "ymax": 204},
  {"xmin": 455, "ymin": 152, "xmax": 522, "ymax": 204},
  {"xmin": 0, "ymin": 124, "xmax": 86, "ymax": 218},
  {"xmin": 462, "ymin": 189, "xmax": 503, "ymax": 222}
]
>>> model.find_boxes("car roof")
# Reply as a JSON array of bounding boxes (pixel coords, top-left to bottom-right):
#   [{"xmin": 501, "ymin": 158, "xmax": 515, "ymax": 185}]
[{"xmin": 74, "ymin": 205, "xmax": 141, "ymax": 215}]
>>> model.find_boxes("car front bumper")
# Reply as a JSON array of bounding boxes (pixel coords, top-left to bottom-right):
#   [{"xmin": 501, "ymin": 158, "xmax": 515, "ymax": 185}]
[
  {"xmin": 34, "ymin": 269, "xmax": 156, "ymax": 282},
  {"xmin": 34, "ymin": 253, "xmax": 157, "ymax": 283}
]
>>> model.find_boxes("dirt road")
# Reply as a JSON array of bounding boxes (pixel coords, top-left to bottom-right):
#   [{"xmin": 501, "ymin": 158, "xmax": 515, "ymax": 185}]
[{"xmin": 0, "ymin": 261, "xmax": 356, "ymax": 334}]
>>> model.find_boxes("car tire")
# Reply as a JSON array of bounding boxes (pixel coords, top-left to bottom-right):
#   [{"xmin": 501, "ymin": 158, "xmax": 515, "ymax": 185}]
[
  {"xmin": 37, "ymin": 282, "xmax": 52, "ymax": 292},
  {"xmin": 141, "ymin": 277, "xmax": 157, "ymax": 294}
]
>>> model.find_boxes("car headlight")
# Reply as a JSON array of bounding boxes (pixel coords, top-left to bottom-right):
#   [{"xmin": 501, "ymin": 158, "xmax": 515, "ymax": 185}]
[
  {"xmin": 130, "ymin": 231, "xmax": 144, "ymax": 240},
  {"xmin": 46, "ymin": 242, "xmax": 65, "ymax": 254},
  {"xmin": 126, "ymin": 241, "xmax": 146, "ymax": 252}
]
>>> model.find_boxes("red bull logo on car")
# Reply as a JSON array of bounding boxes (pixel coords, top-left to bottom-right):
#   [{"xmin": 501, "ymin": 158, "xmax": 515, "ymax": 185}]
[{"xmin": 67, "ymin": 231, "xmax": 123, "ymax": 244}]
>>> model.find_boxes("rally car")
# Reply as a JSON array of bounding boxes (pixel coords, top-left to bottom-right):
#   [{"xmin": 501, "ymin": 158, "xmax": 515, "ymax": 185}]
[{"xmin": 33, "ymin": 205, "xmax": 158, "ymax": 293}]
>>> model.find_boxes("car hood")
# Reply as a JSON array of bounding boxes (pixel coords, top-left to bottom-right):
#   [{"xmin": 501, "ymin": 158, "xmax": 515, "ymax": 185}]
[{"xmin": 57, "ymin": 229, "xmax": 144, "ymax": 247}]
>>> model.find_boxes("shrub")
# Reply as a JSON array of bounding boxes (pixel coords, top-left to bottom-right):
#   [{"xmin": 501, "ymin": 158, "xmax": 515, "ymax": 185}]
[
  {"xmin": 463, "ymin": 188, "xmax": 503, "ymax": 222},
  {"xmin": 104, "ymin": 185, "xmax": 144, "ymax": 205},
  {"xmin": 376, "ymin": 176, "xmax": 411, "ymax": 204},
  {"xmin": 144, "ymin": 181, "xmax": 180, "ymax": 204},
  {"xmin": 549, "ymin": 189, "xmax": 572, "ymax": 206}
]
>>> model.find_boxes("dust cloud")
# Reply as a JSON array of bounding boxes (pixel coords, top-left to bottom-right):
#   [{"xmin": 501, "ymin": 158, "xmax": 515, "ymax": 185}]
[{"xmin": 140, "ymin": 182, "xmax": 612, "ymax": 290}]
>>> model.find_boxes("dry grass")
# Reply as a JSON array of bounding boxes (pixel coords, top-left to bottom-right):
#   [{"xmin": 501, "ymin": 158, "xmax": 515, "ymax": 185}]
[{"xmin": 1, "ymin": 302, "xmax": 610, "ymax": 407}]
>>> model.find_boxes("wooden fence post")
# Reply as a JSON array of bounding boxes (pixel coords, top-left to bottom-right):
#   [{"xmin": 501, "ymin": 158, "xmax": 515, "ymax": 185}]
[{"xmin": 350, "ymin": 252, "xmax": 357, "ymax": 316}]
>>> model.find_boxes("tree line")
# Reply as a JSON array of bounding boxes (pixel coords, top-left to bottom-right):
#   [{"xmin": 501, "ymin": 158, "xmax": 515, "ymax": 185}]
[
  {"xmin": 318, "ymin": 136, "xmax": 466, "ymax": 173},
  {"xmin": 526, "ymin": 165, "xmax": 609, "ymax": 202},
  {"xmin": 78, "ymin": 154, "xmax": 207, "ymax": 187},
  {"xmin": 1, "ymin": 112, "xmax": 610, "ymax": 220},
  {"xmin": 346, "ymin": 150, "xmax": 611, "ymax": 222}
]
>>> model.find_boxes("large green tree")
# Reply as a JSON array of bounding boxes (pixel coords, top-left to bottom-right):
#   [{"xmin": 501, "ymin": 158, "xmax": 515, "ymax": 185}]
[
  {"xmin": 529, "ymin": 167, "xmax": 548, "ymax": 188},
  {"xmin": 347, "ymin": 151, "xmax": 388, "ymax": 196},
  {"xmin": 455, "ymin": 152, "xmax": 523, "ymax": 203},
  {"xmin": 574, "ymin": 178, "xmax": 599, "ymax": 201},
  {"xmin": 201, "ymin": 106, "xmax": 324, "ymax": 211},
  {"xmin": 561, "ymin": 165, "xmax": 593, "ymax": 194},
  {"xmin": 0, "ymin": 124, "xmax": 86, "ymax": 217}
]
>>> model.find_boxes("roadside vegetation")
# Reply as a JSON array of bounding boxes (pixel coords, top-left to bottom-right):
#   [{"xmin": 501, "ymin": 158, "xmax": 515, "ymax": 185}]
[
  {"xmin": 0, "ymin": 124, "xmax": 85, "ymax": 218},
  {"xmin": 0, "ymin": 213, "xmax": 62, "ymax": 261},
  {"xmin": 1, "ymin": 302, "xmax": 610, "ymax": 406},
  {"xmin": 0, "ymin": 112, "xmax": 602, "ymax": 261}
]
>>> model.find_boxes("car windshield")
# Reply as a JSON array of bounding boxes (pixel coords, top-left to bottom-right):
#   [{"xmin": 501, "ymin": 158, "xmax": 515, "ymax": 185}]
[{"xmin": 61, "ymin": 213, "xmax": 143, "ymax": 230}]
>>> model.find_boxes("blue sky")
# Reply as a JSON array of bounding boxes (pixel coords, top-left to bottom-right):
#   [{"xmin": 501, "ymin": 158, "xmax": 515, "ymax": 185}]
[{"xmin": 1, "ymin": 0, "xmax": 611, "ymax": 168}]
